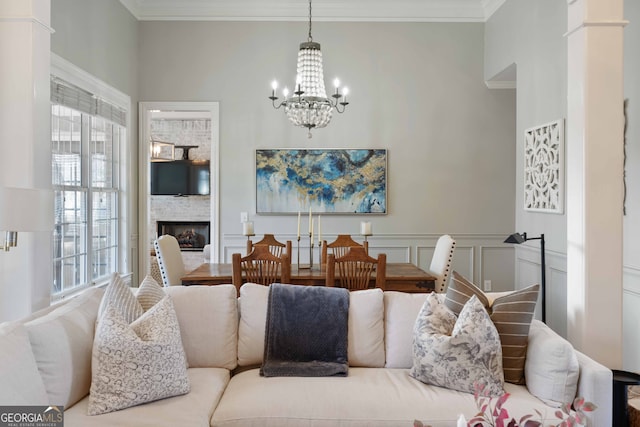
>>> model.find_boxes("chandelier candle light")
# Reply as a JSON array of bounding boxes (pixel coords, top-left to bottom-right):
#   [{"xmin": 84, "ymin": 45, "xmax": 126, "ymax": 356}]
[{"xmin": 269, "ymin": 0, "xmax": 349, "ymax": 138}]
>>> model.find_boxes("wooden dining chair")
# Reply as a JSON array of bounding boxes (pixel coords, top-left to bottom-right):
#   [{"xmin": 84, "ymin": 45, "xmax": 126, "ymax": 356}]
[
  {"xmin": 326, "ymin": 246, "xmax": 386, "ymax": 291},
  {"xmin": 246, "ymin": 234, "xmax": 292, "ymax": 261},
  {"xmin": 232, "ymin": 245, "xmax": 291, "ymax": 291},
  {"xmin": 321, "ymin": 234, "xmax": 369, "ymax": 266}
]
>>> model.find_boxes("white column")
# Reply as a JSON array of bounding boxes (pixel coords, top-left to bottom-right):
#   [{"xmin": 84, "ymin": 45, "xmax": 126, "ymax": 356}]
[
  {"xmin": 0, "ymin": 0, "xmax": 53, "ymax": 321},
  {"xmin": 566, "ymin": 0, "xmax": 626, "ymax": 368}
]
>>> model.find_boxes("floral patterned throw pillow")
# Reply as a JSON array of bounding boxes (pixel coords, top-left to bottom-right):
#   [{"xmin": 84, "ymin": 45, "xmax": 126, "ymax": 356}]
[{"xmin": 410, "ymin": 293, "xmax": 504, "ymax": 397}]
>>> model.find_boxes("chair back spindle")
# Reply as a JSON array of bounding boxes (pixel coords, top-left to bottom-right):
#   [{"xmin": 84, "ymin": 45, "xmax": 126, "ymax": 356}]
[{"xmin": 326, "ymin": 246, "xmax": 386, "ymax": 291}]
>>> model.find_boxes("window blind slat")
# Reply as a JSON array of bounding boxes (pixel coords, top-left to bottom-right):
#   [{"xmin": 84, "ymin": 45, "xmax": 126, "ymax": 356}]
[{"xmin": 50, "ymin": 78, "xmax": 126, "ymax": 126}]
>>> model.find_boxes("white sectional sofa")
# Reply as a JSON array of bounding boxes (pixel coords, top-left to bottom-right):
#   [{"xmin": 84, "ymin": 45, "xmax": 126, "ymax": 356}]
[{"xmin": 0, "ymin": 283, "xmax": 613, "ymax": 426}]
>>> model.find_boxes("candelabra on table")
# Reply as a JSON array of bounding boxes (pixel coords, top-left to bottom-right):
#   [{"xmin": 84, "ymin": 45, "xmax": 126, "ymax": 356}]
[{"xmin": 297, "ymin": 233, "xmax": 316, "ymax": 270}]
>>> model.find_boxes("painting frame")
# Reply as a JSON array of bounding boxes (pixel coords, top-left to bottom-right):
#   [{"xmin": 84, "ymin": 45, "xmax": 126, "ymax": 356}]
[
  {"xmin": 255, "ymin": 149, "xmax": 387, "ymax": 215},
  {"xmin": 523, "ymin": 119, "xmax": 565, "ymax": 214}
]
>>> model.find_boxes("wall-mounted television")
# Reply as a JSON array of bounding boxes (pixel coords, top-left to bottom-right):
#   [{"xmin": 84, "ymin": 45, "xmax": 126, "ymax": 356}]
[{"xmin": 150, "ymin": 160, "xmax": 210, "ymax": 196}]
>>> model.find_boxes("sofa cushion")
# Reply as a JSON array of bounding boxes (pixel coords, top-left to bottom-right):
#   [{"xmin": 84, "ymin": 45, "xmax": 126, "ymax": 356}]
[
  {"xmin": 238, "ymin": 284, "xmax": 386, "ymax": 368},
  {"xmin": 348, "ymin": 288, "xmax": 385, "ymax": 367},
  {"xmin": 525, "ymin": 320, "xmax": 579, "ymax": 406},
  {"xmin": 445, "ymin": 271, "xmax": 539, "ymax": 384},
  {"xmin": 25, "ymin": 287, "xmax": 104, "ymax": 408},
  {"xmin": 66, "ymin": 368, "xmax": 229, "ymax": 425},
  {"xmin": 166, "ymin": 285, "xmax": 238, "ymax": 369},
  {"xmin": 410, "ymin": 293, "xmax": 504, "ymax": 397},
  {"xmin": 238, "ymin": 283, "xmax": 269, "ymax": 367},
  {"xmin": 88, "ymin": 296, "xmax": 190, "ymax": 415},
  {"xmin": 0, "ymin": 321, "xmax": 49, "ymax": 405},
  {"xmin": 212, "ymin": 367, "xmax": 556, "ymax": 427},
  {"xmin": 383, "ymin": 292, "xmax": 429, "ymax": 368}
]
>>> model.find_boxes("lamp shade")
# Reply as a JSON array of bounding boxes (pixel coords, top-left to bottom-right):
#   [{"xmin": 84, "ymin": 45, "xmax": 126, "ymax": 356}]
[
  {"xmin": 504, "ymin": 232, "xmax": 526, "ymax": 244},
  {"xmin": 0, "ymin": 187, "xmax": 54, "ymax": 232}
]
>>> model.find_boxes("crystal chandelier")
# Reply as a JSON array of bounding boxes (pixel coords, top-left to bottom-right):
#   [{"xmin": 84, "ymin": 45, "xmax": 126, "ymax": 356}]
[{"xmin": 269, "ymin": 0, "xmax": 349, "ymax": 138}]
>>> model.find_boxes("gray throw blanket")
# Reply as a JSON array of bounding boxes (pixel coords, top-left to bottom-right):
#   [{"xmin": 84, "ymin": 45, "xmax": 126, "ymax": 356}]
[{"xmin": 260, "ymin": 283, "xmax": 350, "ymax": 377}]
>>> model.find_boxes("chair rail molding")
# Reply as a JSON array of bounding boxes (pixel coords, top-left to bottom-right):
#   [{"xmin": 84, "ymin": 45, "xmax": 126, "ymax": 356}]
[{"xmin": 223, "ymin": 232, "xmax": 513, "ymax": 291}]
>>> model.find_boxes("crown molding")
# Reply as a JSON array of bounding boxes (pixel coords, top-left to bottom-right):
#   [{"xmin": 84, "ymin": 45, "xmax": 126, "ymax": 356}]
[
  {"xmin": 119, "ymin": 0, "xmax": 493, "ymax": 22},
  {"xmin": 481, "ymin": 0, "xmax": 507, "ymax": 20}
]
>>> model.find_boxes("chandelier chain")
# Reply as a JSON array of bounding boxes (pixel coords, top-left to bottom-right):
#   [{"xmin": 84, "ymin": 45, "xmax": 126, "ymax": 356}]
[
  {"xmin": 268, "ymin": 0, "xmax": 349, "ymax": 137},
  {"xmin": 308, "ymin": 0, "xmax": 313, "ymax": 42}
]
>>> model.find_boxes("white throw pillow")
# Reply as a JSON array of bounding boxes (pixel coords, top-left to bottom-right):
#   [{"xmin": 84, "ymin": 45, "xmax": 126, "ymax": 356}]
[
  {"xmin": 0, "ymin": 322, "xmax": 49, "ymax": 405},
  {"xmin": 136, "ymin": 275, "xmax": 166, "ymax": 311},
  {"xmin": 26, "ymin": 287, "xmax": 104, "ymax": 408},
  {"xmin": 411, "ymin": 293, "xmax": 504, "ymax": 397},
  {"xmin": 525, "ymin": 320, "xmax": 579, "ymax": 406},
  {"xmin": 348, "ymin": 289, "xmax": 385, "ymax": 367},
  {"xmin": 383, "ymin": 292, "xmax": 429, "ymax": 368},
  {"xmin": 98, "ymin": 273, "xmax": 143, "ymax": 323},
  {"xmin": 88, "ymin": 295, "xmax": 190, "ymax": 415}
]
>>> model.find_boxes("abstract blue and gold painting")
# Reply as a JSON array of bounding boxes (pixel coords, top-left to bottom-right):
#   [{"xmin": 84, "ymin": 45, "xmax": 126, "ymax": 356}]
[{"xmin": 256, "ymin": 149, "xmax": 387, "ymax": 214}]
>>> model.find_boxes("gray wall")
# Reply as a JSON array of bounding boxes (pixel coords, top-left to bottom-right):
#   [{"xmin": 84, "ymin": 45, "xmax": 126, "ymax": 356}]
[
  {"xmin": 47, "ymin": 5, "xmax": 518, "ymax": 289},
  {"xmin": 485, "ymin": 0, "xmax": 640, "ymax": 369},
  {"xmin": 138, "ymin": 21, "xmax": 517, "ymax": 287},
  {"xmin": 484, "ymin": 0, "xmax": 567, "ymax": 335},
  {"xmin": 50, "ymin": 0, "xmax": 140, "ymax": 286},
  {"xmin": 485, "ymin": 0, "xmax": 567, "ymax": 254},
  {"xmin": 51, "ymin": 0, "xmax": 139, "ymax": 99}
]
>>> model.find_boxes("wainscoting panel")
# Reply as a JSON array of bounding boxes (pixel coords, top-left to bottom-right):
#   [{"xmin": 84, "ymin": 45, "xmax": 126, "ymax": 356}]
[
  {"xmin": 450, "ymin": 246, "xmax": 475, "ymax": 282},
  {"xmin": 368, "ymin": 245, "xmax": 411, "ymax": 263},
  {"xmin": 480, "ymin": 246, "xmax": 516, "ymax": 293},
  {"xmin": 514, "ymin": 245, "xmax": 567, "ymax": 337},
  {"xmin": 547, "ymin": 267, "xmax": 567, "ymax": 338}
]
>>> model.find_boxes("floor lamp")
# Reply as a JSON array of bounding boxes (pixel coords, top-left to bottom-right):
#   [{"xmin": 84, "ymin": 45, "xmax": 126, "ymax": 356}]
[{"xmin": 504, "ymin": 232, "xmax": 546, "ymax": 323}]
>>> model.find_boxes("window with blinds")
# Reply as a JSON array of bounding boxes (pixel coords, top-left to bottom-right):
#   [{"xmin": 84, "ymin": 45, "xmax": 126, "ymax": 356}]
[{"xmin": 51, "ymin": 77, "xmax": 126, "ymax": 295}]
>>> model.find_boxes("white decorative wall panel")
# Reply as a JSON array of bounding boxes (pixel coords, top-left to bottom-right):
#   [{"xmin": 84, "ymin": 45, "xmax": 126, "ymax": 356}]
[{"xmin": 524, "ymin": 119, "xmax": 564, "ymax": 213}]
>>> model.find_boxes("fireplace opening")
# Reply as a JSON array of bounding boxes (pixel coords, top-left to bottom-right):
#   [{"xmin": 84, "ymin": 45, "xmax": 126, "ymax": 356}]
[{"xmin": 157, "ymin": 221, "xmax": 210, "ymax": 251}]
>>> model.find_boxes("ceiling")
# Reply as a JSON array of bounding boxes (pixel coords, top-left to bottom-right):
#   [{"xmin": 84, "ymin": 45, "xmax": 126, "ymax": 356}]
[{"xmin": 118, "ymin": 0, "xmax": 506, "ymax": 22}]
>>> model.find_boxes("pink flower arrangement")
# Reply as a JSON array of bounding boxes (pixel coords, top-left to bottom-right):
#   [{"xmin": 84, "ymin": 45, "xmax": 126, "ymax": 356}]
[{"xmin": 414, "ymin": 383, "xmax": 597, "ymax": 427}]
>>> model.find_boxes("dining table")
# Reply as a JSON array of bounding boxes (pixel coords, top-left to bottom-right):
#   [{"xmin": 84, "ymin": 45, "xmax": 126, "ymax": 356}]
[{"xmin": 181, "ymin": 262, "xmax": 436, "ymax": 293}]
